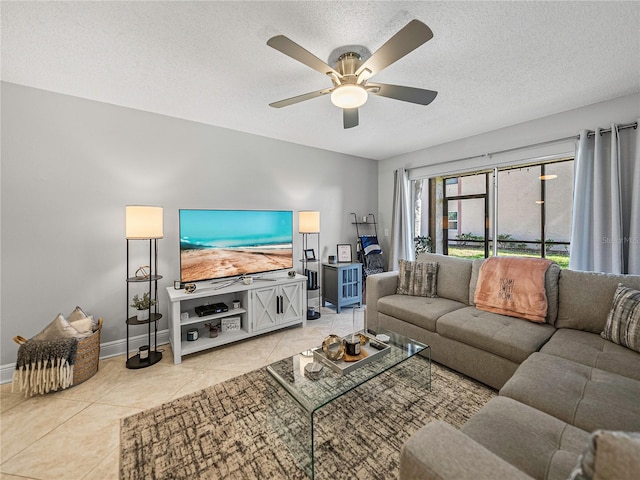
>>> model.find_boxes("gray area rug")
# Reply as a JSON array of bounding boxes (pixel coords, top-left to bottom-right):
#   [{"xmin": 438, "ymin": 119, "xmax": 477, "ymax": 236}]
[{"xmin": 120, "ymin": 357, "xmax": 496, "ymax": 479}]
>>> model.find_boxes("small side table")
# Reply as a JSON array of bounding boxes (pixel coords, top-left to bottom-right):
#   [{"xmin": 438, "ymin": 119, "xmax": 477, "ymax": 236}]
[{"xmin": 322, "ymin": 262, "xmax": 362, "ymax": 313}]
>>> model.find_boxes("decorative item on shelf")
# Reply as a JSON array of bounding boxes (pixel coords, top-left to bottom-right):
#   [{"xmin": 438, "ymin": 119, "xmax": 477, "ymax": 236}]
[
  {"xmin": 328, "ymin": 255, "xmax": 336, "ymax": 264},
  {"xmin": 125, "ymin": 205, "xmax": 164, "ymax": 369},
  {"xmin": 130, "ymin": 292, "xmax": 157, "ymax": 321},
  {"xmin": 221, "ymin": 316, "xmax": 241, "ymax": 332},
  {"xmin": 184, "ymin": 283, "xmax": 196, "ymax": 294},
  {"xmin": 304, "ymin": 269, "xmax": 318, "ymax": 290},
  {"xmin": 186, "ymin": 328, "xmax": 199, "ymax": 341},
  {"xmin": 204, "ymin": 323, "xmax": 220, "ymax": 338},
  {"xmin": 139, "ymin": 345, "xmax": 149, "ymax": 360},
  {"xmin": 135, "ymin": 266, "xmax": 151, "ymax": 279},
  {"xmin": 337, "ymin": 243, "xmax": 352, "ymax": 262},
  {"xmin": 288, "ymin": 270, "xmax": 296, "ymax": 278},
  {"xmin": 299, "ymin": 210, "xmax": 321, "ymax": 320},
  {"xmin": 232, "ymin": 300, "xmax": 241, "ymax": 309}
]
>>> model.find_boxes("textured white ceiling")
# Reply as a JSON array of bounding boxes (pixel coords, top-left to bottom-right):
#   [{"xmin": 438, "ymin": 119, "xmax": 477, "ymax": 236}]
[{"xmin": 2, "ymin": 1, "xmax": 639, "ymax": 160}]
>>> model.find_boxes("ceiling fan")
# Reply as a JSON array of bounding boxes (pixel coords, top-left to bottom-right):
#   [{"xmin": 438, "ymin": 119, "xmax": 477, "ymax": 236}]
[{"xmin": 267, "ymin": 19, "xmax": 438, "ymax": 129}]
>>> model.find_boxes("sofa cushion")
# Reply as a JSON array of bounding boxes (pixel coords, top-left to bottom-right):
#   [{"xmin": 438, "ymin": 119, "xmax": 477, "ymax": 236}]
[
  {"xmin": 378, "ymin": 294, "xmax": 466, "ymax": 332},
  {"xmin": 400, "ymin": 420, "xmax": 533, "ymax": 480},
  {"xmin": 397, "ymin": 259, "xmax": 438, "ymax": 297},
  {"xmin": 500, "ymin": 352, "xmax": 640, "ymax": 432},
  {"xmin": 417, "ymin": 253, "xmax": 472, "ymax": 304},
  {"xmin": 601, "ymin": 284, "xmax": 640, "ymax": 353},
  {"xmin": 556, "ymin": 270, "xmax": 640, "ymax": 333},
  {"xmin": 436, "ymin": 306, "xmax": 556, "ymax": 363},
  {"xmin": 462, "ymin": 396, "xmax": 589, "ymax": 480},
  {"xmin": 541, "ymin": 329, "xmax": 640, "ymax": 381},
  {"xmin": 470, "ymin": 259, "xmax": 560, "ymax": 325}
]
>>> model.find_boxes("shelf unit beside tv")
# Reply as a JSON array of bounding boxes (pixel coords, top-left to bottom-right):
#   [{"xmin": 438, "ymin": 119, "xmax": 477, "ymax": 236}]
[{"xmin": 166, "ymin": 273, "xmax": 306, "ymax": 364}]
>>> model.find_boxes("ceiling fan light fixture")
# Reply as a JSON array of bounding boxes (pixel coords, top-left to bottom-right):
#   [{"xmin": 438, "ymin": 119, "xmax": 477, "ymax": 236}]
[{"xmin": 331, "ymin": 84, "xmax": 368, "ymax": 109}]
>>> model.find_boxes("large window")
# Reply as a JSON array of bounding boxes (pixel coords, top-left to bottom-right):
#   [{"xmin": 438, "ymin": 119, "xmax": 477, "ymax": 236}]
[{"xmin": 412, "ymin": 158, "xmax": 573, "ymax": 267}]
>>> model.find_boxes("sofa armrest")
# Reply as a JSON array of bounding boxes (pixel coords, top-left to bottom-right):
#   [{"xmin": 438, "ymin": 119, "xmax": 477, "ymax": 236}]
[
  {"xmin": 366, "ymin": 271, "xmax": 399, "ymax": 332},
  {"xmin": 400, "ymin": 421, "xmax": 533, "ymax": 480}
]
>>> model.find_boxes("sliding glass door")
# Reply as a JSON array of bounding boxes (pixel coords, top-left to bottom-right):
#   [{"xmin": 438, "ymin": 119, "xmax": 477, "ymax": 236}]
[{"xmin": 412, "ymin": 158, "xmax": 573, "ymax": 267}]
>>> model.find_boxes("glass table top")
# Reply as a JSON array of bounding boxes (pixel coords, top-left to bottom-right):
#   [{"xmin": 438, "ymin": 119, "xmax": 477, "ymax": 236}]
[{"xmin": 266, "ymin": 329, "xmax": 429, "ymax": 413}]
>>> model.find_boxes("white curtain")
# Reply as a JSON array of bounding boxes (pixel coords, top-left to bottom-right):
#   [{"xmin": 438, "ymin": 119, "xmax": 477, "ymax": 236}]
[
  {"xmin": 569, "ymin": 120, "xmax": 640, "ymax": 274},
  {"xmin": 389, "ymin": 168, "xmax": 414, "ymax": 271}
]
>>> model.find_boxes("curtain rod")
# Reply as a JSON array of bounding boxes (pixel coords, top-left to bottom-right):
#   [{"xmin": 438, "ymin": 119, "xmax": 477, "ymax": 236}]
[
  {"xmin": 586, "ymin": 121, "xmax": 637, "ymax": 137},
  {"xmin": 408, "ymin": 121, "xmax": 638, "ymax": 172}
]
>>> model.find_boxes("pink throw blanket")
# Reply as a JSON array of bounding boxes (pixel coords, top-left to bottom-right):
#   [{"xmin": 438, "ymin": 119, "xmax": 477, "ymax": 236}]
[{"xmin": 474, "ymin": 257, "xmax": 553, "ymax": 323}]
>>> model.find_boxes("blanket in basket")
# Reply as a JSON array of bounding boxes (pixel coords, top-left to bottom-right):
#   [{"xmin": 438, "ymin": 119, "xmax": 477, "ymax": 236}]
[{"xmin": 13, "ymin": 338, "xmax": 77, "ymax": 397}]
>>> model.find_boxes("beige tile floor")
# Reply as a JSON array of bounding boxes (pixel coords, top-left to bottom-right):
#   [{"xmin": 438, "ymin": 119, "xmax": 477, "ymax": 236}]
[{"xmin": 0, "ymin": 307, "xmax": 361, "ymax": 480}]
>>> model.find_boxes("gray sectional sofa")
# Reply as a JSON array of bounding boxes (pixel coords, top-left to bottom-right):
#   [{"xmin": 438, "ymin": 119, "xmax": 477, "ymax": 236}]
[{"xmin": 366, "ymin": 253, "xmax": 640, "ymax": 480}]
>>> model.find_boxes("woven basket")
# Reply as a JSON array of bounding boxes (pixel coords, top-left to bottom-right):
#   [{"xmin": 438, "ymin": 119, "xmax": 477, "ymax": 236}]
[
  {"xmin": 73, "ymin": 317, "xmax": 103, "ymax": 385},
  {"xmin": 13, "ymin": 317, "xmax": 103, "ymax": 387}
]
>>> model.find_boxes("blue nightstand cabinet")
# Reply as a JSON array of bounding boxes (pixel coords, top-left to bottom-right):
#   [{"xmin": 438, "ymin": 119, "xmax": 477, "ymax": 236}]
[{"xmin": 322, "ymin": 262, "xmax": 362, "ymax": 313}]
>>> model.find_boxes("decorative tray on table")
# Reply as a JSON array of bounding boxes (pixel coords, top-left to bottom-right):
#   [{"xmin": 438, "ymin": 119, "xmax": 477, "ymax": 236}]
[{"xmin": 312, "ymin": 334, "xmax": 390, "ymax": 375}]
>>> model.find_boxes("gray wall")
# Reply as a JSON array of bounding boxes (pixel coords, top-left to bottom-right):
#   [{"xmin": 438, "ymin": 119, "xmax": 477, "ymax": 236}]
[
  {"xmin": 377, "ymin": 93, "xmax": 640, "ymax": 261},
  {"xmin": 0, "ymin": 82, "xmax": 378, "ymax": 367}
]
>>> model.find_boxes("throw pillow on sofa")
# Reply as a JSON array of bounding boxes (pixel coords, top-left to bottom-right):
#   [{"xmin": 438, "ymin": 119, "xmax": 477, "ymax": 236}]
[
  {"xmin": 601, "ymin": 284, "xmax": 640, "ymax": 353},
  {"xmin": 397, "ymin": 259, "xmax": 438, "ymax": 297},
  {"xmin": 568, "ymin": 430, "xmax": 640, "ymax": 480}
]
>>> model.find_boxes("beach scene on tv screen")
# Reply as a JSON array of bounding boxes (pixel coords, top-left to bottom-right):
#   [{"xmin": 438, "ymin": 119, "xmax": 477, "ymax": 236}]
[{"xmin": 180, "ymin": 210, "xmax": 293, "ymax": 282}]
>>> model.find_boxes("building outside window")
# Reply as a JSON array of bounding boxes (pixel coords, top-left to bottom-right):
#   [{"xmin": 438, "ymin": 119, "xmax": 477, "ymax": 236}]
[{"xmin": 412, "ymin": 158, "xmax": 573, "ymax": 267}]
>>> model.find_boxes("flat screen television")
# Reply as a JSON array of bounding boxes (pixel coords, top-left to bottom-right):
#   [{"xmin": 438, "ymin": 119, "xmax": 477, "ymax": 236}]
[{"xmin": 179, "ymin": 209, "xmax": 294, "ymax": 283}]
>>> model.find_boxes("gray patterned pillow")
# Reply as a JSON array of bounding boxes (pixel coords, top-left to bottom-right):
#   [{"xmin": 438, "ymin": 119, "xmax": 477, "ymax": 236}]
[
  {"xmin": 397, "ymin": 260, "xmax": 438, "ymax": 297},
  {"xmin": 567, "ymin": 430, "xmax": 640, "ymax": 480},
  {"xmin": 601, "ymin": 284, "xmax": 640, "ymax": 353}
]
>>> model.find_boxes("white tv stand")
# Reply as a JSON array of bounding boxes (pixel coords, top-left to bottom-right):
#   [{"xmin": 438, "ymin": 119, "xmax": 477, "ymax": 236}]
[{"xmin": 166, "ymin": 273, "xmax": 306, "ymax": 364}]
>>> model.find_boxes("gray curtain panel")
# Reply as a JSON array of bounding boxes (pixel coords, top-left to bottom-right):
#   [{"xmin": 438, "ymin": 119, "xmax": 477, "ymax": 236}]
[{"xmin": 569, "ymin": 119, "xmax": 640, "ymax": 274}]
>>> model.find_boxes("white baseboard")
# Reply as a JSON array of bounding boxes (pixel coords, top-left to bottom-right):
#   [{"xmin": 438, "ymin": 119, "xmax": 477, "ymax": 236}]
[{"xmin": 1, "ymin": 329, "xmax": 170, "ymax": 384}]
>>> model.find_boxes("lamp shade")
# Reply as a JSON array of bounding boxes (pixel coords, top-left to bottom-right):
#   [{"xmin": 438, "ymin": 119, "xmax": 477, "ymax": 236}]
[
  {"xmin": 299, "ymin": 211, "xmax": 320, "ymax": 233},
  {"xmin": 126, "ymin": 206, "xmax": 164, "ymax": 239}
]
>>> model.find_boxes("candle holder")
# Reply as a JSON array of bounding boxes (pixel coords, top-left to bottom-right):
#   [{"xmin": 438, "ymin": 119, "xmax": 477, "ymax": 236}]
[{"xmin": 344, "ymin": 338, "xmax": 360, "ymax": 356}]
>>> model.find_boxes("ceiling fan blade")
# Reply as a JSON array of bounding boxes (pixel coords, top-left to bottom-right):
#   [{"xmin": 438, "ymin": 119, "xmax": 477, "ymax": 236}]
[
  {"xmin": 356, "ymin": 20, "xmax": 433, "ymax": 79},
  {"xmin": 267, "ymin": 35, "xmax": 341, "ymax": 78},
  {"xmin": 343, "ymin": 108, "xmax": 359, "ymax": 129},
  {"xmin": 367, "ymin": 82, "xmax": 438, "ymax": 105},
  {"xmin": 269, "ymin": 88, "xmax": 332, "ymax": 108}
]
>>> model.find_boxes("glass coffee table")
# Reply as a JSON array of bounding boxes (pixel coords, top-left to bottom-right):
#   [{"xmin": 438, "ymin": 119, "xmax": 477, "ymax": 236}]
[{"xmin": 266, "ymin": 329, "xmax": 430, "ymax": 479}]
